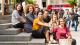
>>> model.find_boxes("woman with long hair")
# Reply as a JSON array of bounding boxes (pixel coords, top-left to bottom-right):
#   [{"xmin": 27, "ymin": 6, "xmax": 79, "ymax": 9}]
[
  {"xmin": 12, "ymin": 3, "xmax": 25, "ymax": 29},
  {"xmin": 24, "ymin": 4, "xmax": 35, "ymax": 33},
  {"xmin": 32, "ymin": 11, "xmax": 49, "ymax": 43},
  {"xmin": 49, "ymin": 14, "xmax": 58, "ymax": 43},
  {"xmin": 51, "ymin": 18, "xmax": 72, "ymax": 43}
]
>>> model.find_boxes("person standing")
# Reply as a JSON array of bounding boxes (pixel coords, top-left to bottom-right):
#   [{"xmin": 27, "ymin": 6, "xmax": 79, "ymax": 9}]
[
  {"xmin": 71, "ymin": 12, "xmax": 79, "ymax": 31},
  {"xmin": 63, "ymin": 9, "xmax": 71, "ymax": 29}
]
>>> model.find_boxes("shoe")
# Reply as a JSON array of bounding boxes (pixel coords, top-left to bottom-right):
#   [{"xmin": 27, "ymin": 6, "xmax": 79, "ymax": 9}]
[
  {"xmin": 48, "ymin": 41, "xmax": 52, "ymax": 44},
  {"xmin": 51, "ymin": 40, "xmax": 58, "ymax": 44}
]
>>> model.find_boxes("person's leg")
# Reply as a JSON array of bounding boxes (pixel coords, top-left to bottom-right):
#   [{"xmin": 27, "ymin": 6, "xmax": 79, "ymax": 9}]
[
  {"xmin": 32, "ymin": 28, "xmax": 46, "ymax": 38},
  {"xmin": 49, "ymin": 33, "xmax": 53, "ymax": 43},
  {"xmin": 44, "ymin": 30, "xmax": 50, "ymax": 43},
  {"xmin": 24, "ymin": 24, "xmax": 32, "ymax": 33},
  {"xmin": 74, "ymin": 21, "xmax": 78, "ymax": 31},
  {"xmin": 32, "ymin": 31, "xmax": 37, "ymax": 38},
  {"xmin": 13, "ymin": 23, "xmax": 24, "ymax": 32},
  {"xmin": 49, "ymin": 33, "xmax": 58, "ymax": 44},
  {"xmin": 32, "ymin": 30, "xmax": 41, "ymax": 38},
  {"xmin": 66, "ymin": 20, "xmax": 71, "ymax": 29},
  {"xmin": 72, "ymin": 21, "xmax": 75, "ymax": 28},
  {"xmin": 68, "ymin": 21, "xmax": 71, "ymax": 29}
]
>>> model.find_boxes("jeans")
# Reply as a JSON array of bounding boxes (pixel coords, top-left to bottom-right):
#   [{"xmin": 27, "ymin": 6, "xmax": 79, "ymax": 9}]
[
  {"xmin": 72, "ymin": 20, "xmax": 78, "ymax": 31},
  {"xmin": 24, "ymin": 24, "xmax": 32, "ymax": 33},
  {"xmin": 66, "ymin": 20, "xmax": 71, "ymax": 29}
]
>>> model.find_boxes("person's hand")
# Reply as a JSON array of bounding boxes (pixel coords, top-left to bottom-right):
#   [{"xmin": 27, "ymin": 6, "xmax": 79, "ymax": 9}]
[
  {"xmin": 67, "ymin": 36, "xmax": 72, "ymax": 39},
  {"xmin": 48, "ymin": 24, "xmax": 52, "ymax": 28},
  {"xmin": 66, "ymin": 33, "xmax": 72, "ymax": 39},
  {"xmin": 44, "ymin": 23, "xmax": 49, "ymax": 27}
]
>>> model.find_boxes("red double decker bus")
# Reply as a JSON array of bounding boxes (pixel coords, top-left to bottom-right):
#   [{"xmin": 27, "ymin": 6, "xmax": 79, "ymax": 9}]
[{"xmin": 47, "ymin": 4, "xmax": 73, "ymax": 11}]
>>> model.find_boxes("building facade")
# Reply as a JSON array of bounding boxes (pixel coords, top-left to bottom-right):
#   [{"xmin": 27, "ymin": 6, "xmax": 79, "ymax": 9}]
[
  {"xmin": 35, "ymin": 0, "xmax": 69, "ymax": 9},
  {"xmin": 0, "ymin": 0, "xmax": 80, "ymax": 15},
  {"xmin": 36, "ymin": 0, "xmax": 80, "ymax": 7}
]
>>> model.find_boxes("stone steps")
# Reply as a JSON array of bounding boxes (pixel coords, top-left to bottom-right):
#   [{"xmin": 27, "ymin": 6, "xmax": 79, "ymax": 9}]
[
  {"xmin": 0, "ymin": 32, "xmax": 32, "ymax": 41},
  {"xmin": 0, "ymin": 28, "xmax": 20, "ymax": 35},
  {"xmin": 0, "ymin": 39, "xmax": 45, "ymax": 45},
  {"xmin": 47, "ymin": 44, "xmax": 59, "ymax": 45},
  {"xmin": 27, "ymin": 39, "xmax": 45, "ymax": 45},
  {"xmin": 0, "ymin": 23, "xmax": 12, "ymax": 30},
  {"xmin": 0, "ymin": 20, "xmax": 10, "ymax": 24},
  {"xmin": 0, "ymin": 41, "xmax": 28, "ymax": 45},
  {"xmin": 0, "ymin": 15, "xmax": 11, "ymax": 20},
  {"xmin": 0, "ymin": 17, "xmax": 47, "ymax": 45}
]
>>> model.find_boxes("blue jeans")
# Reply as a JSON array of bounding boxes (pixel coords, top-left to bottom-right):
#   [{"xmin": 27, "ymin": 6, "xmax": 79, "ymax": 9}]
[
  {"xmin": 24, "ymin": 24, "xmax": 32, "ymax": 33},
  {"xmin": 72, "ymin": 20, "xmax": 78, "ymax": 31},
  {"xmin": 66, "ymin": 20, "xmax": 71, "ymax": 29}
]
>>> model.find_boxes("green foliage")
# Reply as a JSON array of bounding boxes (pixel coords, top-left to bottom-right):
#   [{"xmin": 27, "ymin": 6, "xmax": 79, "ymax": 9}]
[
  {"xmin": 16, "ymin": 0, "xmax": 21, "ymax": 3},
  {"xmin": 68, "ymin": 0, "xmax": 77, "ymax": 7},
  {"xmin": 25, "ymin": 0, "xmax": 35, "ymax": 4}
]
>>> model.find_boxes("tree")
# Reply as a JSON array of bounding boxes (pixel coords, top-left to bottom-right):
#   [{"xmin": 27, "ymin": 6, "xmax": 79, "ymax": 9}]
[
  {"xmin": 68, "ymin": 0, "xmax": 77, "ymax": 6},
  {"xmin": 68, "ymin": 0, "xmax": 77, "ymax": 8},
  {"xmin": 25, "ymin": 0, "xmax": 35, "ymax": 4}
]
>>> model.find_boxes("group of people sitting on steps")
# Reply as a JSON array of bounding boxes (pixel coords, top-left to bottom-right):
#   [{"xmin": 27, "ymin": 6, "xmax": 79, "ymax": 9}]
[{"xmin": 11, "ymin": 3, "xmax": 76, "ymax": 45}]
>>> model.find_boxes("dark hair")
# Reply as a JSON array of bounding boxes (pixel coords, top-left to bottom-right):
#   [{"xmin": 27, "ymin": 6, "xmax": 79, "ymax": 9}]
[
  {"xmin": 43, "ymin": 9, "xmax": 49, "ymax": 14},
  {"xmin": 55, "ymin": 11, "xmax": 58, "ymax": 15},
  {"xmin": 70, "ymin": 13, "xmax": 75, "ymax": 15},
  {"xmin": 38, "ymin": 11, "xmax": 43, "ymax": 15},
  {"xmin": 15, "ymin": 3, "xmax": 24, "ymax": 16},
  {"xmin": 34, "ymin": 7, "xmax": 40, "ymax": 15}
]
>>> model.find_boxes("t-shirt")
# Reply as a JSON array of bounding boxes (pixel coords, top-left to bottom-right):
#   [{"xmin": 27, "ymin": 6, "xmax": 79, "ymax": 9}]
[
  {"xmin": 52, "ymin": 26, "xmax": 70, "ymax": 41},
  {"xmin": 43, "ymin": 16, "xmax": 51, "ymax": 23},
  {"xmin": 11, "ymin": 10, "xmax": 20, "ymax": 25},
  {"xmin": 32, "ymin": 18, "xmax": 44, "ymax": 30}
]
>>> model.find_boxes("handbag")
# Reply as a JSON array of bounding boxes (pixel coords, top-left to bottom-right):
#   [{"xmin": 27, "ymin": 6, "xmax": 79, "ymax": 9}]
[{"xmin": 59, "ymin": 39, "xmax": 72, "ymax": 45}]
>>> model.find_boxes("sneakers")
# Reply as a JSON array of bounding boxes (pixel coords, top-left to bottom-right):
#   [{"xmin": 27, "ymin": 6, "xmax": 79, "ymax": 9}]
[{"xmin": 48, "ymin": 40, "xmax": 58, "ymax": 44}]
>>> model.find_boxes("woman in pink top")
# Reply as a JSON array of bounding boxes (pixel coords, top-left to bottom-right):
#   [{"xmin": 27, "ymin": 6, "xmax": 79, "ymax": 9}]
[{"xmin": 51, "ymin": 18, "xmax": 72, "ymax": 42}]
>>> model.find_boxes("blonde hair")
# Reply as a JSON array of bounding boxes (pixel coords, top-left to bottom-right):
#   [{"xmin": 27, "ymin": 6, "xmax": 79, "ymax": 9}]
[
  {"xmin": 50, "ymin": 15, "xmax": 58, "ymax": 28},
  {"xmin": 58, "ymin": 18, "xmax": 66, "ymax": 25}
]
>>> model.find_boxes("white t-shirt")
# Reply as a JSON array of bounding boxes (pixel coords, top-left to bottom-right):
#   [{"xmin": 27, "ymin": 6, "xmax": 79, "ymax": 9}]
[
  {"xmin": 77, "ymin": 11, "xmax": 80, "ymax": 15},
  {"xmin": 11, "ymin": 10, "xmax": 20, "ymax": 25}
]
